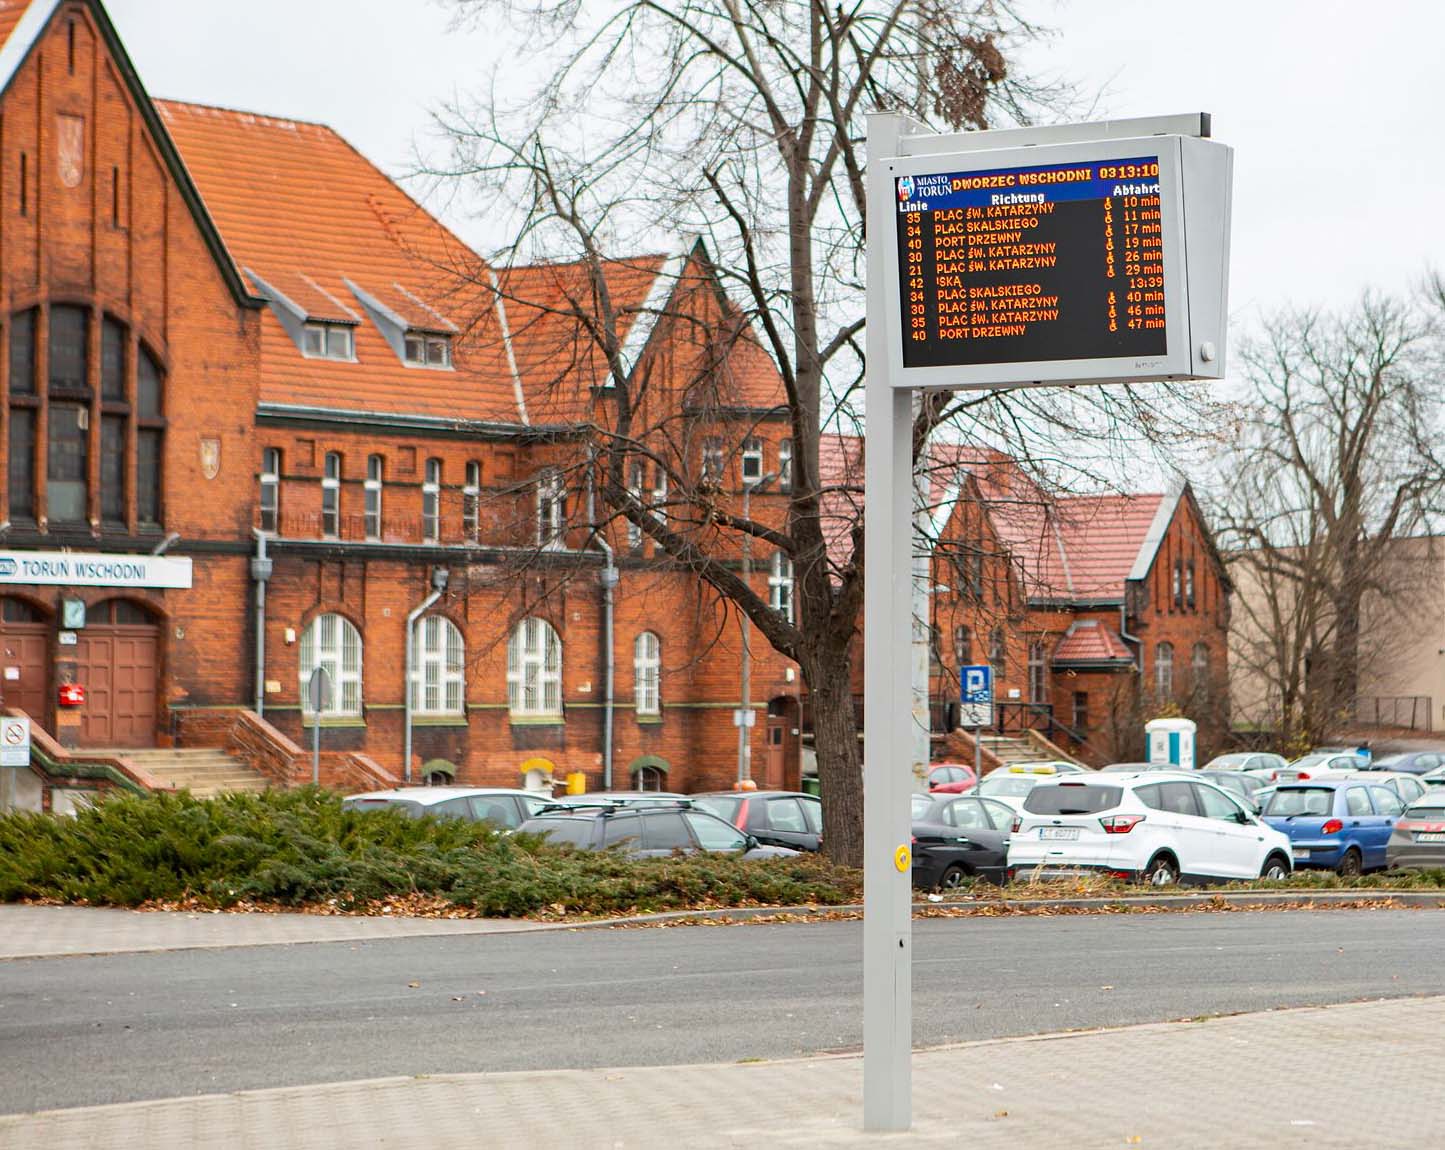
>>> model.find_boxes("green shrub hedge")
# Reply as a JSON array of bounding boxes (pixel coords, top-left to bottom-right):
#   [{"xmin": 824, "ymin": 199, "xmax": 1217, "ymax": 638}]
[{"xmin": 0, "ymin": 788, "xmax": 861, "ymax": 916}]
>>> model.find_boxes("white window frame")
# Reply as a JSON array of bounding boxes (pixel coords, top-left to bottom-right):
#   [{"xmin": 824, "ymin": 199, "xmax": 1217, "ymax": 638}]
[
  {"xmin": 740, "ymin": 438, "xmax": 763, "ymax": 484},
  {"xmin": 627, "ymin": 461, "xmax": 645, "ymax": 550},
  {"xmin": 463, "ymin": 461, "xmax": 481, "ymax": 542},
  {"xmin": 423, "ymin": 458, "xmax": 441, "ymax": 543},
  {"xmin": 302, "ymin": 322, "xmax": 355, "ymax": 361},
  {"xmin": 634, "ymin": 631, "xmax": 661, "ymax": 716},
  {"xmin": 537, "ymin": 469, "xmax": 565, "ymax": 548},
  {"xmin": 299, "ymin": 612, "xmax": 363, "ymax": 719},
  {"xmin": 1155, "ymin": 641, "xmax": 1174, "ymax": 699},
  {"xmin": 778, "ymin": 438, "xmax": 793, "ymax": 492},
  {"xmin": 412, "ymin": 615, "xmax": 465, "ymax": 716},
  {"xmin": 364, "ymin": 454, "xmax": 383, "ymax": 541},
  {"xmin": 321, "ymin": 452, "xmax": 341, "ymax": 538},
  {"xmin": 701, "ymin": 438, "xmax": 724, "ymax": 482},
  {"xmin": 404, "ymin": 332, "xmax": 452, "ymax": 369},
  {"xmin": 507, "ymin": 616, "xmax": 562, "ymax": 718},
  {"xmin": 650, "ymin": 465, "xmax": 668, "ymax": 525},
  {"xmin": 259, "ymin": 447, "xmax": 280, "ymax": 534},
  {"xmin": 768, "ymin": 551, "xmax": 794, "ymax": 624},
  {"xmin": 1028, "ymin": 639, "xmax": 1048, "ymax": 704}
]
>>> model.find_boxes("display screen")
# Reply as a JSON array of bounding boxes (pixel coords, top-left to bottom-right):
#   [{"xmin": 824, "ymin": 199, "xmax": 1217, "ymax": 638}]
[{"xmin": 895, "ymin": 156, "xmax": 1166, "ymax": 369}]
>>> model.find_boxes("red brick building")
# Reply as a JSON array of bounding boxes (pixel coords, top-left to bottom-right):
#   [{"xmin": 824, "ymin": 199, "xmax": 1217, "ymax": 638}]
[
  {"xmin": 823, "ymin": 439, "xmax": 1232, "ymax": 766},
  {"xmin": 0, "ymin": 0, "xmax": 802, "ymax": 795}
]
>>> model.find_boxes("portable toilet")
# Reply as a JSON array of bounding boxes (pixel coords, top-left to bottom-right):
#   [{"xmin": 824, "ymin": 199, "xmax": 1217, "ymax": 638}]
[{"xmin": 1146, "ymin": 717, "xmax": 1196, "ymax": 770}]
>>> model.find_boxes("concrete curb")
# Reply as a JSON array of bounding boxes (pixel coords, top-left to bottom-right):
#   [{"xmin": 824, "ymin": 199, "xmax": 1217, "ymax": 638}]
[{"xmin": 564, "ymin": 886, "xmax": 1445, "ymax": 929}]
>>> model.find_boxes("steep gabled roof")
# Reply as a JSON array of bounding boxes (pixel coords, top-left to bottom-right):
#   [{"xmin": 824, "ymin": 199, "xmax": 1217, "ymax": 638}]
[{"xmin": 0, "ymin": 1, "xmax": 261, "ymax": 310}]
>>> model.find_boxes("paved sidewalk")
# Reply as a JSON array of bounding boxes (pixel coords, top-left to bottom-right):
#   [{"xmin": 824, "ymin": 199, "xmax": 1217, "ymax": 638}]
[
  {"xmin": 0, "ymin": 904, "xmax": 567, "ymax": 959},
  {"xmin": 2, "ymin": 996, "xmax": 1435, "ymax": 1148}
]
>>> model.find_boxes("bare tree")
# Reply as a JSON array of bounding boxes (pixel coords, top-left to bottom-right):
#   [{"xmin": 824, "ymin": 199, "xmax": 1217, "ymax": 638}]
[
  {"xmin": 1213, "ymin": 288, "xmax": 1445, "ymax": 746},
  {"xmin": 432, "ymin": 0, "xmax": 1219, "ymax": 866}
]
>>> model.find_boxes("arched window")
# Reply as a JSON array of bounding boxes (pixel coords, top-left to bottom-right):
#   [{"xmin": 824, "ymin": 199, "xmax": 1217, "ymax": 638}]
[
  {"xmin": 299, "ymin": 613, "xmax": 363, "ymax": 718},
  {"xmin": 135, "ymin": 344, "xmax": 164, "ymax": 526},
  {"xmin": 1028, "ymin": 639, "xmax": 1049, "ymax": 704},
  {"xmin": 634, "ymin": 631, "xmax": 661, "ymax": 715},
  {"xmin": 1155, "ymin": 641, "xmax": 1174, "ymax": 700},
  {"xmin": 1192, "ymin": 642, "xmax": 1211, "ymax": 701},
  {"xmin": 635, "ymin": 765, "xmax": 665, "ymax": 792},
  {"xmin": 953, "ymin": 625, "xmax": 971, "ymax": 667},
  {"xmin": 507, "ymin": 617, "xmax": 561, "ymax": 718},
  {"xmin": 412, "ymin": 615, "xmax": 465, "ymax": 716},
  {"xmin": 46, "ymin": 305, "xmax": 89, "ymax": 524}
]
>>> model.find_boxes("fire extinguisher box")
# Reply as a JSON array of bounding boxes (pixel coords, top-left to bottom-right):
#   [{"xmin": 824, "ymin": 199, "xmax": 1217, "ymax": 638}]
[{"xmin": 58, "ymin": 683, "xmax": 86, "ymax": 708}]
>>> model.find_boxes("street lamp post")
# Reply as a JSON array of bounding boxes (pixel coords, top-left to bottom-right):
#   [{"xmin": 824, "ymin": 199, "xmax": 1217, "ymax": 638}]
[{"xmin": 737, "ymin": 471, "xmax": 777, "ymax": 784}]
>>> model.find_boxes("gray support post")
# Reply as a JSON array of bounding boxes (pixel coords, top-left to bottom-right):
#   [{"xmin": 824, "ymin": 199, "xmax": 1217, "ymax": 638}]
[{"xmin": 862, "ymin": 111, "xmax": 916, "ymax": 1133}]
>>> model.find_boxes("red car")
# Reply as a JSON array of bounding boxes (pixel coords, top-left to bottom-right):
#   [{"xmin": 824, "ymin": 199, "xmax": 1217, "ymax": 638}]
[{"xmin": 927, "ymin": 763, "xmax": 979, "ymax": 793}]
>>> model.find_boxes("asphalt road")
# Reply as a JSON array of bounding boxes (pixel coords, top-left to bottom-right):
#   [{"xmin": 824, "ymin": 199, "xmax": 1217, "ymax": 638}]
[{"xmin": 2, "ymin": 908, "xmax": 1441, "ymax": 1114}]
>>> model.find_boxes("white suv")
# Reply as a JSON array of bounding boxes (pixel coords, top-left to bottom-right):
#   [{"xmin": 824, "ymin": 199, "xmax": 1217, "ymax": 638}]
[{"xmin": 1007, "ymin": 774, "xmax": 1293, "ymax": 885}]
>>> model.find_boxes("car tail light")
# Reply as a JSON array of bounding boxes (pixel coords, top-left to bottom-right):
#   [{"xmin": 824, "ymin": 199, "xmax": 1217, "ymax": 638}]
[
  {"xmin": 1100, "ymin": 814, "xmax": 1145, "ymax": 834},
  {"xmin": 1010, "ymin": 816, "xmax": 1021, "ymax": 833},
  {"xmin": 1321, "ymin": 819, "xmax": 1343, "ymax": 835},
  {"xmin": 1298, "ymin": 772, "xmax": 1311, "ymax": 781}
]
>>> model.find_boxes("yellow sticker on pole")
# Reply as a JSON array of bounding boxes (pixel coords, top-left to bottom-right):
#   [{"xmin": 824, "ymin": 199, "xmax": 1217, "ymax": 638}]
[{"xmin": 894, "ymin": 844, "xmax": 911, "ymax": 872}]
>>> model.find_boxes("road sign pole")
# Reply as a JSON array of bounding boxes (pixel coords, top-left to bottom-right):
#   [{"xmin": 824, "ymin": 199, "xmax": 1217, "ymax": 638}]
[{"xmin": 862, "ymin": 110, "xmax": 918, "ymax": 1134}]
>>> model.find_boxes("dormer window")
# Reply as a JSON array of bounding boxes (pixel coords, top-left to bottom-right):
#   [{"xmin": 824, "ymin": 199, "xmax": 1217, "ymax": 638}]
[
  {"xmin": 405, "ymin": 332, "xmax": 451, "ymax": 368},
  {"xmin": 303, "ymin": 322, "xmax": 355, "ymax": 360}
]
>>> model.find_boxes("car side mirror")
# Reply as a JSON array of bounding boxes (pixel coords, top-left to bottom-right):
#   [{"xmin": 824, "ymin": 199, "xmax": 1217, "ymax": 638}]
[
  {"xmin": 745, "ymin": 834, "xmax": 760, "ymax": 850},
  {"xmin": 1234, "ymin": 810, "xmax": 1252, "ymax": 825}
]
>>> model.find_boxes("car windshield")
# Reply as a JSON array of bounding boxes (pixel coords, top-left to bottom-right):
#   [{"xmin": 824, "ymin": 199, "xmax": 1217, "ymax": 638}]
[
  {"xmin": 1371, "ymin": 754, "xmax": 1408, "ymax": 769},
  {"xmin": 692, "ymin": 795, "xmax": 742, "ymax": 823},
  {"xmin": 344, "ymin": 798, "xmax": 425, "ymax": 818},
  {"xmin": 1262, "ymin": 788, "xmax": 1334, "ymax": 817},
  {"xmin": 1204, "ymin": 754, "xmax": 1252, "ymax": 769},
  {"xmin": 1287, "ymin": 753, "xmax": 1337, "ymax": 770},
  {"xmin": 1404, "ymin": 801, "xmax": 1445, "ymax": 818},
  {"xmin": 911, "ymin": 795, "xmax": 935, "ymax": 819},
  {"xmin": 1023, "ymin": 784, "xmax": 1123, "ymax": 815},
  {"xmin": 979, "ymin": 775, "xmax": 1042, "ymax": 798}
]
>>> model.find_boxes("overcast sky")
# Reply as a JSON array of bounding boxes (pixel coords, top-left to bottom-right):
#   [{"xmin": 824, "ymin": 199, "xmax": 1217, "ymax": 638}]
[{"xmin": 108, "ymin": 0, "xmax": 1444, "ymax": 329}]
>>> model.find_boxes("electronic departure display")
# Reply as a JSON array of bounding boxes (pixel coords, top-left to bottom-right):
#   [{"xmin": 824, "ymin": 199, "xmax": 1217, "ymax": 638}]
[{"xmin": 895, "ymin": 156, "xmax": 1167, "ymax": 370}]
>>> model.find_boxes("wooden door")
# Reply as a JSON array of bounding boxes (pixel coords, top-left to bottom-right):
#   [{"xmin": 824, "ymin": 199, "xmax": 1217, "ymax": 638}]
[
  {"xmin": 0, "ymin": 622, "xmax": 49, "ymax": 720},
  {"xmin": 76, "ymin": 625, "xmax": 158, "ymax": 747}
]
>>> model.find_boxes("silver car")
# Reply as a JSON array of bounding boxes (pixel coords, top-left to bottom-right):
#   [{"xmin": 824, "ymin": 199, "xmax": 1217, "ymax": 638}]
[{"xmin": 342, "ymin": 787, "xmax": 550, "ymax": 829}]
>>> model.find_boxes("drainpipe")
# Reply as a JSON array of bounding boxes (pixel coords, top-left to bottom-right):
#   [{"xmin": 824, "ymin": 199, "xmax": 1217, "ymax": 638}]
[
  {"xmin": 250, "ymin": 530, "xmax": 273, "ymax": 717},
  {"xmin": 1120, "ymin": 600, "xmax": 1142, "ymax": 674},
  {"xmin": 403, "ymin": 567, "xmax": 449, "ymax": 784}
]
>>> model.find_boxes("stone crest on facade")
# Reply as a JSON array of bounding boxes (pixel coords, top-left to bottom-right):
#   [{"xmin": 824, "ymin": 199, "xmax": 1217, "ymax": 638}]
[
  {"xmin": 199, "ymin": 437, "xmax": 221, "ymax": 480},
  {"xmin": 57, "ymin": 115, "xmax": 84, "ymax": 189}
]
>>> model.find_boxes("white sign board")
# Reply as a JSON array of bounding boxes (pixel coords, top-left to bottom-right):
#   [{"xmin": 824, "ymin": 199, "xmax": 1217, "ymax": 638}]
[
  {"xmin": 0, "ymin": 551, "xmax": 192, "ymax": 589},
  {"xmin": 0, "ymin": 717, "xmax": 31, "ymax": 767}
]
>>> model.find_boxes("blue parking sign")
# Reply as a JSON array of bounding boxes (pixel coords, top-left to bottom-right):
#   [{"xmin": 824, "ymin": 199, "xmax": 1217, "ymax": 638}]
[{"xmin": 961, "ymin": 665, "xmax": 992, "ymax": 704}]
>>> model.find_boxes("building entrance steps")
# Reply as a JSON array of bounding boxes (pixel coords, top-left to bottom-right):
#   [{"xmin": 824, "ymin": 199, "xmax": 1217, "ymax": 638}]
[{"xmin": 90, "ymin": 748, "xmax": 270, "ymax": 798}]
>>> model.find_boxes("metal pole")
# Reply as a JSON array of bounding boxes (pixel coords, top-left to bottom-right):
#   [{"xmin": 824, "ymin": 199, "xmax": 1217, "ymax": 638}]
[
  {"xmin": 312, "ymin": 704, "xmax": 320, "ymax": 786},
  {"xmin": 862, "ymin": 111, "xmax": 916, "ymax": 1134}
]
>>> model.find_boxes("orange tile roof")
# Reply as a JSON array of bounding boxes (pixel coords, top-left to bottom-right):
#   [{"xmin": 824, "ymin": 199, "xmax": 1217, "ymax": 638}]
[
  {"xmin": 823, "ymin": 433, "xmax": 1169, "ymax": 601},
  {"xmin": 1052, "ymin": 619, "xmax": 1135, "ymax": 664},
  {"xmin": 158, "ymin": 99, "xmax": 523, "ymax": 423},
  {"xmin": 0, "ymin": 0, "xmax": 34, "ymax": 50}
]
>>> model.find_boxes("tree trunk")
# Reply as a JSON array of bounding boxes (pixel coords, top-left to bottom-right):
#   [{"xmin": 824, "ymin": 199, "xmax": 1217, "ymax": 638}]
[{"xmin": 808, "ymin": 668, "xmax": 863, "ymax": 868}]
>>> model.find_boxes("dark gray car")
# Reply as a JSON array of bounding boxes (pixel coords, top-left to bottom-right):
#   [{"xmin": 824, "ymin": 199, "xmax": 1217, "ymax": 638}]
[{"xmin": 520, "ymin": 804, "xmax": 799, "ymax": 859}]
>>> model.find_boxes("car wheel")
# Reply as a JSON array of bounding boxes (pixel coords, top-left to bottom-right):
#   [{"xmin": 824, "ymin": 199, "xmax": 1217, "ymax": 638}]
[
  {"xmin": 1337, "ymin": 848, "xmax": 1363, "ymax": 877},
  {"xmin": 938, "ymin": 864, "xmax": 969, "ymax": 890},
  {"xmin": 1259, "ymin": 855, "xmax": 1290, "ymax": 881},
  {"xmin": 1142, "ymin": 854, "xmax": 1179, "ymax": 887}
]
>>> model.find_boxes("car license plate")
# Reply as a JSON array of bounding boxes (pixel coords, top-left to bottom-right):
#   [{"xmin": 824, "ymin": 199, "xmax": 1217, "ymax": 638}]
[
  {"xmin": 1417, "ymin": 832, "xmax": 1445, "ymax": 843},
  {"xmin": 1039, "ymin": 827, "xmax": 1080, "ymax": 841},
  {"xmin": 1291, "ymin": 848, "xmax": 1310, "ymax": 859}
]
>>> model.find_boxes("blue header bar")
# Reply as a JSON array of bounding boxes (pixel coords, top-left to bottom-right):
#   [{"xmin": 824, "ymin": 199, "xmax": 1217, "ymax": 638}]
[{"xmin": 897, "ymin": 156, "xmax": 1159, "ymax": 212}]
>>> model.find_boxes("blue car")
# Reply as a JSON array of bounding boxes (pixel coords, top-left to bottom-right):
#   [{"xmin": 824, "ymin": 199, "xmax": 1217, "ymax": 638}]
[{"xmin": 1260, "ymin": 780, "xmax": 1406, "ymax": 874}]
